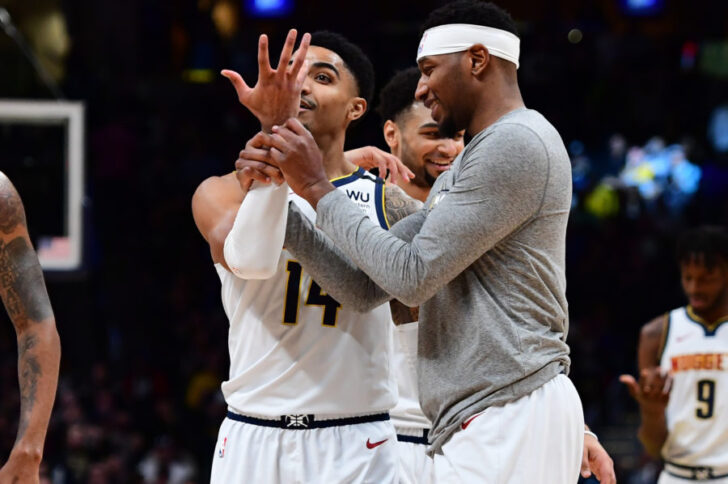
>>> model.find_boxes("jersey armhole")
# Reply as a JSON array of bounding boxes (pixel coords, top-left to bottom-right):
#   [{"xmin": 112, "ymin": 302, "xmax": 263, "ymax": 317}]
[
  {"xmin": 376, "ymin": 181, "xmax": 390, "ymax": 230},
  {"xmin": 657, "ymin": 311, "xmax": 671, "ymax": 363}
]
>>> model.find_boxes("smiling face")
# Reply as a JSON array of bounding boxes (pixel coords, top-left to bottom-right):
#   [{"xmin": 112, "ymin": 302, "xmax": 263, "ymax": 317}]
[
  {"xmin": 296, "ymin": 45, "xmax": 366, "ymax": 140},
  {"xmin": 389, "ymin": 102, "xmax": 464, "ymax": 188},
  {"xmin": 415, "ymin": 52, "xmax": 470, "ymax": 137}
]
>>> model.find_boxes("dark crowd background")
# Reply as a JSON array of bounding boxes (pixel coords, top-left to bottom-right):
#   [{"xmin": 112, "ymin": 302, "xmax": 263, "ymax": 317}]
[{"xmin": 1, "ymin": 0, "xmax": 727, "ymax": 482}]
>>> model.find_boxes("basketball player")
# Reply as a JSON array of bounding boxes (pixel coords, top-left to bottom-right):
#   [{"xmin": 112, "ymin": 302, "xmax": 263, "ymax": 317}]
[
  {"xmin": 0, "ymin": 173, "xmax": 60, "ymax": 484},
  {"xmin": 376, "ymin": 66, "xmax": 462, "ymax": 484},
  {"xmin": 192, "ymin": 30, "xmax": 420, "ymax": 483},
  {"xmin": 240, "ymin": 1, "xmax": 589, "ymax": 481},
  {"xmin": 621, "ymin": 226, "xmax": 728, "ymax": 483}
]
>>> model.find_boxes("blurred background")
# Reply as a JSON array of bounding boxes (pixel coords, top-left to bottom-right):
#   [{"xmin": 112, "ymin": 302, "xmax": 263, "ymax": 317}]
[{"xmin": 0, "ymin": 0, "xmax": 727, "ymax": 482}]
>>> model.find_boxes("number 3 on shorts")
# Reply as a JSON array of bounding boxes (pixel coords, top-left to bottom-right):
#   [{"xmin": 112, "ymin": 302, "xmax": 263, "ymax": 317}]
[{"xmin": 283, "ymin": 260, "xmax": 341, "ymax": 327}]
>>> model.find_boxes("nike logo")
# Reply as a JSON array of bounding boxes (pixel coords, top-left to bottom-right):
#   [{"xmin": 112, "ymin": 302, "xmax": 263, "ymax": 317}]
[
  {"xmin": 366, "ymin": 438, "xmax": 388, "ymax": 449},
  {"xmin": 461, "ymin": 413, "xmax": 482, "ymax": 430},
  {"xmin": 676, "ymin": 333, "xmax": 693, "ymax": 343}
]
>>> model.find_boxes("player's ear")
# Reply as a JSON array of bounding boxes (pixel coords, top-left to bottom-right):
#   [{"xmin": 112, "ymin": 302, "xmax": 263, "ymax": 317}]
[
  {"xmin": 467, "ymin": 44, "xmax": 489, "ymax": 77},
  {"xmin": 348, "ymin": 97, "xmax": 367, "ymax": 122},
  {"xmin": 383, "ymin": 120, "xmax": 400, "ymax": 151}
]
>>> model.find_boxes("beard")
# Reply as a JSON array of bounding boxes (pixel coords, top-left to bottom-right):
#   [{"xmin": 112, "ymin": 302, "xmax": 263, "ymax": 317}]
[
  {"xmin": 437, "ymin": 114, "xmax": 460, "ymax": 138},
  {"xmin": 399, "ymin": 141, "xmax": 430, "ymax": 189}
]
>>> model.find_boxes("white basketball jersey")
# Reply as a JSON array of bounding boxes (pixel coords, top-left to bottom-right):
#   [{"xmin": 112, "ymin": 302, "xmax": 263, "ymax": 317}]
[
  {"xmin": 216, "ymin": 168, "xmax": 397, "ymax": 416},
  {"xmin": 390, "ymin": 322, "xmax": 431, "ymax": 430},
  {"xmin": 659, "ymin": 306, "xmax": 728, "ymax": 467}
]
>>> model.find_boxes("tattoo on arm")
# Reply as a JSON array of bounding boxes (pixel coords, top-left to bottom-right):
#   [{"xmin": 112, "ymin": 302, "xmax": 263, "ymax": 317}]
[
  {"xmin": 0, "ymin": 237, "xmax": 53, "ymax": 330},
  {"xmin": 15, "ymin": 333, "xmax": 40, "ymax": 443},
  {"xmin": 0, "ymin": 183, "xmax": 27, "ymax": 234},
  {"xmin": 385, "ymin": 185, "xmax": 423, "ymax": 225}
]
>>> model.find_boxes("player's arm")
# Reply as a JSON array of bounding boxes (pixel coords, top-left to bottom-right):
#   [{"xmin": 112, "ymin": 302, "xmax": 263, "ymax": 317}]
[
  {"xmin": 619, "ymin": 314, "xmax": 670, "ymax": 458},
  {"xmin": 0, "ymin": 174, "xmax": 60, "ymax": 483},
  {"xmin": 191, "ymin": 175, "xmax": 245, "ymax": 271},
  {"xmin": 283, "ymin": 184, "xmax": 426, "ymax": 312}
]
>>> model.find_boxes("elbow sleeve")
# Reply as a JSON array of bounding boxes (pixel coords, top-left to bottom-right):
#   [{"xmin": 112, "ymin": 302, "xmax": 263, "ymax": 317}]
[{"xmin": 224, "ymin": 182, "xmax": 289, "ymax": 279}]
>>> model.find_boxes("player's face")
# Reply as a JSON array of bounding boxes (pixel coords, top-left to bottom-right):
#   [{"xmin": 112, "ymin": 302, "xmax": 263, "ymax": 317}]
[
  {"xmin": 296, "ymin": 46, "xmax": 364, "ymax": 138},
  {"xmin": 416, "ymin": 53, "xmax": 468, "ymax": 137},
  {"xmin": 680, "ymin": 257, "xmax": 728, "ymax": 313},
  {"xmin": 398, "ymin": 103, "xmax": 464, "ymax": 188}
]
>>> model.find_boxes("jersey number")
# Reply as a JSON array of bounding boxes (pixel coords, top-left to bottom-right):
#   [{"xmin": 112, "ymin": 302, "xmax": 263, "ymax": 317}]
[
  {"xmin": 283, "ymin": 261, "xmax": 341, "ymax": 326},
  {"xmin": 696, "ymin": 379, "xmax": 715, "ymax": 419}
]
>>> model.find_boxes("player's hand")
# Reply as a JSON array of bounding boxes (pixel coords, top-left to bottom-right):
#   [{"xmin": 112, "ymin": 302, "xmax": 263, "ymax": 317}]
[
  {"xmin": 581, "ymin": 433, "xmax": 616, "ymax": 483},
  {"xmin": 222, "ymin": 29, "xmax": 311, "ymax": 132},
  {"xmin": 266, "ymin": 118, "xmax": 333, "ymax": 207},
  {"xmin": 345, "ymin": 146, "xmax": 414, "ymax": 185},
  {"xmin": 235, "ymin": 132, "xmax": 285, "ymax": 190},
  {"xmin": 0, "ymin": 449, "xmax": 41, "ymax": 484},
  {"xmin": 619, "ymin": 367, "xmax": 672, "ymax": 413}
]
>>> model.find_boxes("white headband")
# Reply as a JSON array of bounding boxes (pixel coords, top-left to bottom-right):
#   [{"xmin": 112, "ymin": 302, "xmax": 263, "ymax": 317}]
[{"xmin": 417, "ymin": 23, "xmax": 520, "ymax": 68}]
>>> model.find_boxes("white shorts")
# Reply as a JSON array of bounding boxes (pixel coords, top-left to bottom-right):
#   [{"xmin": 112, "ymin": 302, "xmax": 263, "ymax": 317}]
[
  {"xmin": 395, "ymin": 428, "xmax": 434, "ymax": 484},
  {"xmin": 433, "ymin": 374, "xmax": 584, "ymax": 484},
  {"xmin": 210, "ymin": 415, "xmax": 399, "ymax": 484}
]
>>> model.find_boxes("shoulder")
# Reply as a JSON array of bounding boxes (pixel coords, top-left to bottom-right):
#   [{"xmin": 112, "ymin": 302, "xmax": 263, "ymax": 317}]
[
  {"xmin": 384, "ymin": 183, "xmax": 423, "ymax": 225},
  {"xmin": 192, "ymin": 173, "xmax": 242, "ymax": 207},
  {"xmin": 640, "ymin": 313, "xmax": 669, "ymax": 342},
  {"xmin": 0, "ymin": 172, "xmax": 26, "ymax": 235}
]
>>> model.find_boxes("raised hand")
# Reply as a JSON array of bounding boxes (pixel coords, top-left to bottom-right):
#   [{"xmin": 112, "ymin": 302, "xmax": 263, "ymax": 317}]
[
  {"xmin": 265, "ymin": 118, "xmax": 333, "ymax": 207},
  {"xmin": 620, "ymin": 367, "xmax": 672, "ymax": 412},
  {"xmin": 345, "ymin": 146, "xmax": 414, "ymax": 184},
  {"xmin": 235, "ymin": 132, "xmax": 284, "ymax": 190},
  {"xmin": 222, "ymin": 29, "xmax": 311, "ymax": 132}
]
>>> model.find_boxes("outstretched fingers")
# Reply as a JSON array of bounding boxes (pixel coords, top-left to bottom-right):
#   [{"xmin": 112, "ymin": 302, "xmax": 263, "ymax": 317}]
[
  {"xmin": 221, "ymin": 70, "xmax": 251, "ymax": 103},
  {"xmin": 276, "ymin": 29, "xmax": 298, "ymax": 76},
  {"xmin": 257, "ymin": 34, "xmax": 272, "ymax": 76}
]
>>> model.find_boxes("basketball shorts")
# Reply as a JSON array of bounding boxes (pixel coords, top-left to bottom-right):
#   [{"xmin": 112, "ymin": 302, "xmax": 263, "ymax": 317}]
[
  {"xmin": 433, "ymin": 374, "xmax": 584, "ymax": 484},
  {"xmin": 395, "ymin": 428, "xmax": 434, "ymax": 484},
  {"xmin": 210, "ymin": 412, "xmax": 398, "ymax": 483}
]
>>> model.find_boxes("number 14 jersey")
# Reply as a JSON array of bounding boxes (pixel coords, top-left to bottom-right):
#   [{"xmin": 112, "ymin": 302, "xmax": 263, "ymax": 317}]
[
  {"xmin": 659, "ymin": 306, "xmax": 728, "ymax": 468},
  {"xmin": 215, "ymin": 168, "xmax": 397, "ymax": 417}
]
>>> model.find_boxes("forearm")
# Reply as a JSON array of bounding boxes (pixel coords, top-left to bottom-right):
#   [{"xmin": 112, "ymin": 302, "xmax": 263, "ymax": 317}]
[
  {"xmin": 285, "ymin": 203, "xmax": 392, "ymax": 311},
  {"xmin": 637, "ymin": 407, "xmax": 668, "ymax": 458},
  {"xmin": 224, "ymin": 182, "xmax": 288, "ymax": 279},
  {"xmin": 13, "ymin": 320, "xmax": 60, "ymax": 457}
]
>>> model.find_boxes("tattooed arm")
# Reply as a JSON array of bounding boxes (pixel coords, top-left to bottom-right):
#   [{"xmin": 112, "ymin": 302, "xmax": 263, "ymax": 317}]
[{"xmin": 0, "ymin": 173, "xmax": 60, "ymax": 484}]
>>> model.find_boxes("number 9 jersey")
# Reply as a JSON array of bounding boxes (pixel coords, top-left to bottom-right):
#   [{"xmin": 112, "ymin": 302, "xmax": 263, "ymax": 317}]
[
  {"xmin": 659, "ymin": 306, "xmax": 728, "ymax": 471},
  {"xmin": 215, "ymin": 168, "xmax": 397, "ymax": 417}
]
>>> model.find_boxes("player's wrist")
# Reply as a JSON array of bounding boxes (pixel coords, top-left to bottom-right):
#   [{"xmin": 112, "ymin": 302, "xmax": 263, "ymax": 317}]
[
  {"xmin": 9, "ymin": 443, "xmax": 43, "ymax": 464},
  {"xmin": 303, "ymin": 179, "xmax": 335, "ymax": 209}
]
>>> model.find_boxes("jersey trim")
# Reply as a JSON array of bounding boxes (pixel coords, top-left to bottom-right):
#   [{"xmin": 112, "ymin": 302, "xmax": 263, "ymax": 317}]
[
  {"xmin": 331, "ymin": 167, "xmax": 367, "ymax": 187},
  {"xmin": 657, "ymin": 312, "xmax": 671, "ymax": 362},
  {"xmin": 685, "ymin": 306, "xmax": 728, "ymax": 336},
  {"xmin": 375, "ymin": 180, "xmax": 389, "ymax": 229}
]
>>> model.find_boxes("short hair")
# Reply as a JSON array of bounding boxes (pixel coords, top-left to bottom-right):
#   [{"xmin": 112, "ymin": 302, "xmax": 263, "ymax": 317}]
[
  {"xmin": 310, "ymin": 31, "xmax": 375, "ymax": 106},
  {"xmin": 376, "ymin": 67, "xmax": 421, "ymax": 125},
  {"xmin": 420, "ymin": 0, "xmax": 518, "ymax": 38},
  {"xmin": 677, "ymin": 226, "xmax": 728, "ymax": 269}
]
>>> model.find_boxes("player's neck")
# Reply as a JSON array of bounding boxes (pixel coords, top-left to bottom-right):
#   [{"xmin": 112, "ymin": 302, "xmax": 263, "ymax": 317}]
[
  {"xmin": 693, "ymin": 292, "xmax": 728, "ymax": 324},
  {"xmin": 396, "ymin": 179, "xmax": 430, "ymax": 203},
  {"xmin": 318, "ymin": 133, "xmax": 357, "ymax": 181},
  {"xmin": 467, "ymin": 83, "xmax": 524, "ymax": 136}
]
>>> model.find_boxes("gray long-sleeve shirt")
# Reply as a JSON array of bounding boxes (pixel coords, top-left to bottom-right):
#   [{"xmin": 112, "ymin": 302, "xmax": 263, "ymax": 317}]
[{"xmin": 284, "ymin": 108, "xmax": 574, "ymax": 454}]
